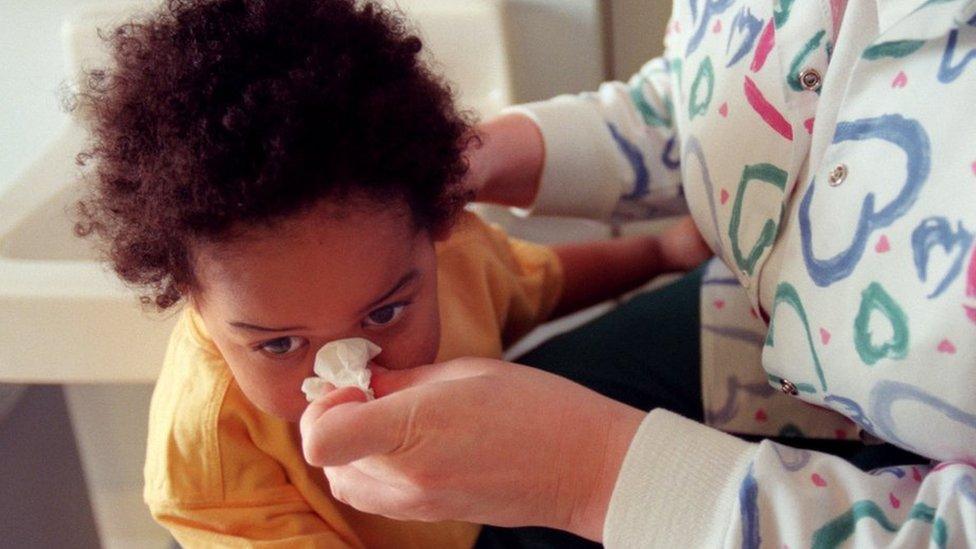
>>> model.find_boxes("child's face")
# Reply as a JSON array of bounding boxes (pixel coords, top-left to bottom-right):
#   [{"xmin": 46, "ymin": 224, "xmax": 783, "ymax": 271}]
[{"xmin": 191, "ymin": 200, "xmax": 442, "ymax": 422}]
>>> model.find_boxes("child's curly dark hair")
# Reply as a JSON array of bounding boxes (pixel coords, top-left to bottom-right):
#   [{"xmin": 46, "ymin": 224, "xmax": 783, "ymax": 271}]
[{"xmin": 74, "ymin": 0, "xmax": 475, "ymax": 310}]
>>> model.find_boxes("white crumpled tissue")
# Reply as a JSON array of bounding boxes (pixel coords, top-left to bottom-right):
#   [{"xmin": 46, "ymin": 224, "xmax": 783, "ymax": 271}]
[{"xmin": 301, "ymin": 338, "xmax": 381, "ymax": 402}]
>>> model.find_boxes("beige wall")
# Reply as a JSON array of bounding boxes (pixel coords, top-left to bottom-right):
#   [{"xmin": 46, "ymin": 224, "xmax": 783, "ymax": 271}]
[{"xmin": 607, "ymin": 0, "xmax": 673, "ymax": 80}]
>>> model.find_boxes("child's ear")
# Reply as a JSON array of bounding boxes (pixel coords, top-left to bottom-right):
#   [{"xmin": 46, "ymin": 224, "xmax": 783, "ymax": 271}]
[{"xmin": 183, "ymin": 286, "xmax": 201, "ymax": 310}]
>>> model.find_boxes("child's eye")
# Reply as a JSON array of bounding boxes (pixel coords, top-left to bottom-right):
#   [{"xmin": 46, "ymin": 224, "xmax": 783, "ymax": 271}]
[
  {"xmin": 258, "ymin": 336, "xmax": 306, "ymax": 356},
  {"xmin": 363, "ymin": 302, "xmax": 408, "ymax": 328}
]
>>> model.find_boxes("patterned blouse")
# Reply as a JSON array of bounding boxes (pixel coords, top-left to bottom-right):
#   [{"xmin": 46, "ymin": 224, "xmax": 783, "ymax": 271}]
[{"xmin": 510, "ymin": 0, "xmax": 976, "ymax": 546}]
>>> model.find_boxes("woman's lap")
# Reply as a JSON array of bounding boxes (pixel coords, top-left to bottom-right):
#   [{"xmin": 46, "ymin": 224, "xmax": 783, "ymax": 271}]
[{"xmin": 516, "ymin": 267, "xmax": 706, "ymax": 421}]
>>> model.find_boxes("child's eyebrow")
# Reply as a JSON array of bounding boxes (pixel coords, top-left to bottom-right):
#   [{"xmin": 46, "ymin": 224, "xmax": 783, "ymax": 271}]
[
  {"xmin": 360, "ymin": 270, "xmax": 419, "ymax": 314},
  {"xmin": 228, "ymin": 321, "xmax": 308, "ymax": 333},
  {"xmin": 227, "ymin": 270, "xmax": 420, "ymax": 333}
]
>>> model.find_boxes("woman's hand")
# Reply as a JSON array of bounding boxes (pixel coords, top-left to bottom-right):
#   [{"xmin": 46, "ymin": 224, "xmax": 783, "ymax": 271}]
[
  {"xmin": 299, "ymin": 358, "xmax": 646, "ymax": 541},
  {"xmin": 658, "ymin": 216, "xmax": 713, "ymax": 271}
]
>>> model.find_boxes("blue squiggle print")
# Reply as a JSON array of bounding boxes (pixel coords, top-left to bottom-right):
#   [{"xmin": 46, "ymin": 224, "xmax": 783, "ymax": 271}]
[
  {"xmin": 938, "ymin": 28, "xmax": 976, "ymax": 84},
  {"xmin": 704, "ymin": 374, "xmax": 776, "ymax": 425},
  {"xmin": 911, "ymin": 217, "xmax": 973, "ymax": 298},
  {"xmin": 738, "ymin": 464, "xmax": 761, "ymax": 549},
  {"xmin": 771, "ymin": 444, "xmax": 812, "ymax": 472},
  {"xmin": 662, "ymin": 135, "xmax": 681, "ymax": 171},
  {"xmin": 800, "ymin": 114, "xmax": 931, "ymax": 287},
  {"xmin": 684, "ymin": 136, "xmax": 726, "ymax": 255},
  {"xmin": 725, "ymin": 8, "xmax": 764, "ymax": 67},
  {"xmin": 686, "ymin": 0, "xmax": 735, "ymax": 56},
  {"xmin": 606, "ymin": 123, "xmax": 650, "ymax": 200},
  {"xmin": 824, "ymin": 394, "xmax": 877, "ymax": 435},
  {"xmin": 870, "ymin": 380, "xmax": 976, "ymax": 454},
  {"xmin": 870, "ymin": 466, "xmax": 908, "ymax": 478},
  {"xmin": 703, "ymin": 324, "xmax": 767, "ymax": 347}
]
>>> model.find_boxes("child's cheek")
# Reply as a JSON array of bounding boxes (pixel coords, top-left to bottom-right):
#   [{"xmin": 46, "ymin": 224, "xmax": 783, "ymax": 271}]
[{"xmin": 376, "ymin": 305, "xmax": 441, "ymax": 371}]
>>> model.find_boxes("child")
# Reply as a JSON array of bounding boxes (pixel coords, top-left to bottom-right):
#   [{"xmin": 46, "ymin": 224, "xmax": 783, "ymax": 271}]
[{"xmin": 75, "ymin": 0, "xmax": 709, "ymax": 546}]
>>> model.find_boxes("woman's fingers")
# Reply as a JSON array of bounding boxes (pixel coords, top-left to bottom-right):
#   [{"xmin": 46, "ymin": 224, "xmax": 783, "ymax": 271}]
[
  {"xmin": 301, "ymin": 393, "xmax": 412, "ymax": 467},
  {"xmin": 369, "ymin": 358, "xmax": 503, "ymax": 397},
  {"xmin": 304, "ymin": 359, "xmax": 507, "ymax": 467},
  {"xmin": 300, "ymin": 384, "xmax": 364, "ymax": 433},
  {"xmin": 324, "ymin": 464, "xmax": 427, "ymax": 521}
]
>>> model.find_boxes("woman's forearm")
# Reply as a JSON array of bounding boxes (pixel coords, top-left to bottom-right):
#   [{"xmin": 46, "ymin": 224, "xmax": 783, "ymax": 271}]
[
  {"xmin": 551, "ymin": 235, "xmax": 665, "ymax": 317},
  {"xmin": 472, "ymin": 112, "xmax": 546, "ymax": 208}
]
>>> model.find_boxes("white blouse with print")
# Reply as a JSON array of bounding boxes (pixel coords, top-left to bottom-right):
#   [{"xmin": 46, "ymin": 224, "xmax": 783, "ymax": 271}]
[{"xmin": 510, "ymin": 0, "xmax": 976, "ymax": 546}]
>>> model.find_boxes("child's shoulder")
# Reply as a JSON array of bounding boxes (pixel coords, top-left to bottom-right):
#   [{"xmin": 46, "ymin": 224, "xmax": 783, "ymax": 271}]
[
  {"xmin": 437, "ymin": 210, "xmax": 522, "ymax": 258},
  {"xmin": 146, "ymin": 309, "xmax": 288, "ymax": 507},
  {"xmin": 436, "ymin": 210, "xmax": 556, "ymax": 274}
]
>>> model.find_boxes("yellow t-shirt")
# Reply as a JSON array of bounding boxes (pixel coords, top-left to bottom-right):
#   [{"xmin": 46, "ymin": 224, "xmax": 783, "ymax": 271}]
[{"xmin": 144, "ymin": 212, "xmax": 564, "ymax": 548}]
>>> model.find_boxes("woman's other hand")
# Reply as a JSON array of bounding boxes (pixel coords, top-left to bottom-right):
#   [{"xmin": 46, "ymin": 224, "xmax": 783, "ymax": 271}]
[
  {"xmin": 299, "ymin": 358, "xmax": 645, "ymax": 541},
  {"xmin": 658, "ymin": 216, "xmax": 713, "ymax": 271}
]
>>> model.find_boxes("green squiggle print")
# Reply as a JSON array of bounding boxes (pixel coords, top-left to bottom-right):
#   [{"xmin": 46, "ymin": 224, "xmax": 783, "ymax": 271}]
[
  {"xmin": 862, "ymin": 40, "xmax": 926, "ymax": 60},
  {"xmin": 854, "ymin": 282, "xmax": 910, "ymax": 366},
  {"xmin": 765, "ymin": 283, "xmax": 827, "ymax": 391},
  {"xmin": 729, "ymin": 163, "xmax": 788, "ymax": 275},
  {"xmin": 812, "ymin": 501, "xmax": 947, "ymax": 549},
  {"xmin": 688, "ymin": 57, "xmax": 714, "ymax": 120},
  {"xmin": 788, "ymin": 31, "xmax": 826, "ymax": 92},
  {"xmin": 629, "ymin": 81, "xmax": 673, "ymax": 127},
  {"xmin": 774, "ymin": 0, "xmax": 795, "ymax": 28}
]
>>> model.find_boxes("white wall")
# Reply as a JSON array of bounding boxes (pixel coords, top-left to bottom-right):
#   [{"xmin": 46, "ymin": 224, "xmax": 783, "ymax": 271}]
[
  {"xmin": 0, "ymin": 2, "xmax": 606, "ymax": 548},
  {"xmin": 606, "ymin": 0, "xmax": 673, "ymax": 79},
  {"xmin": 0, "ymin": 0, "xmax": 605, "ymax": 196}
]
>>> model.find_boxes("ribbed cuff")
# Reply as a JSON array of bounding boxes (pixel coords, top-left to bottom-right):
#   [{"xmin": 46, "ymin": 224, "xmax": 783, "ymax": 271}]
[
  {"xmin": 502, "ymin": 98, "xmax": 623, "ymax": 221},
  {"xmin": 604, "ymin": 409, "xmax": 756, "ymax": 548}
]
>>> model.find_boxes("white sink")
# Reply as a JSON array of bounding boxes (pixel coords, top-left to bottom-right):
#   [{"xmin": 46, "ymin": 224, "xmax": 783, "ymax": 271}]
[{"xmin": 0, "ymin": 0, "xmax": 514, "ymax": 383}]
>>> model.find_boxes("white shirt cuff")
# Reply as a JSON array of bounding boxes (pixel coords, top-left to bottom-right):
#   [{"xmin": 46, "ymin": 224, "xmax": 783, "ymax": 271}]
[
  {"xmin": 502, "ymin": 98, "xmax": 624, "ymax": 220},
  {"xmin": 604, "ymin": 409, "xmax": 756, "ymax": 548}
]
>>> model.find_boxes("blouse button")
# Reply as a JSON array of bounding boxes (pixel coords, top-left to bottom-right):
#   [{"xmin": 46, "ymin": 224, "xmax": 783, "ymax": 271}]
[
  {"xmin": 780, "ymin": 378, "xmax": 799, "ymax": 396},
  {"xmin": 799, "ymin": 68, "xmax": 823, "ymax": 91},
  {"xmin": 828, "ymin": 164, "xmax": 848, "ymax": 186}
]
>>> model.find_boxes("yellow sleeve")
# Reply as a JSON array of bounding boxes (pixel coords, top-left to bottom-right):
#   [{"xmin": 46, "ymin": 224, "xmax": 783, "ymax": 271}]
[
  {"xmin": 145, "ymin": 311, "xmax": 363, "ymax": 548},
  {"xmin": 493, "ymin": 232, "xmax": 565, "ymax": 346},
  {"xmin": 152, "ymin": 500, "xmax": 355, "ymax": 549},
  {"xmin": 451, "ymin": 213, "xmax": 564, "ymax": 347}
]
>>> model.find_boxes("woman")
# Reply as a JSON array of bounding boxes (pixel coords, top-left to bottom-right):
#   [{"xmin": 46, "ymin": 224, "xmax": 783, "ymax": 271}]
[{"xmin": 301, "ymin": 1, "xmax": 976, "ymax": 546}]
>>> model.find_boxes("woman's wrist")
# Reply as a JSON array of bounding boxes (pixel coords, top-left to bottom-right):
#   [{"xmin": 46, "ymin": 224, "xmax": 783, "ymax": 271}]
[
  {"xmin": 471, "ymin": 112, "xmax": 545, "ymax": 208},
  {"xmin": 557, "ymin": 395, "xmax": 647, "ymax": 541}
]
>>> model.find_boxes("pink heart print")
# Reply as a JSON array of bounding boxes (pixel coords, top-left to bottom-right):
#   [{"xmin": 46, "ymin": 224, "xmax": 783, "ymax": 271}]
[
  {"xmin": 820, "ymin": 328, "xmax": 831, "ymax": 345},
  {"xmin": 875, "ymin": 235, "xmax": 891, "ymax": 253},
  {"xmin": 811, "ymin": 473, "xmax": 827, "ymax": 487},
  {"xmin": 720, "ymin": 188, "xmax": 730, "ymax": 204},
  {"xmin": 892, "ymin": 71, "xmax": 908, "ymax": 88},
  {"xmin": 804, "ymin": 118, "xmax": 815, "ymax": 134},
  {"xmin": 889, "ymin": 493, "xmax": 901, "ymax": 509},
  {"xmin": 719, "ymin": 102, "xmax": 729, "ymax": 117},
  {"xmin": 938, "ymin": 339, "xmax": 957, "ymax": 354}
]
